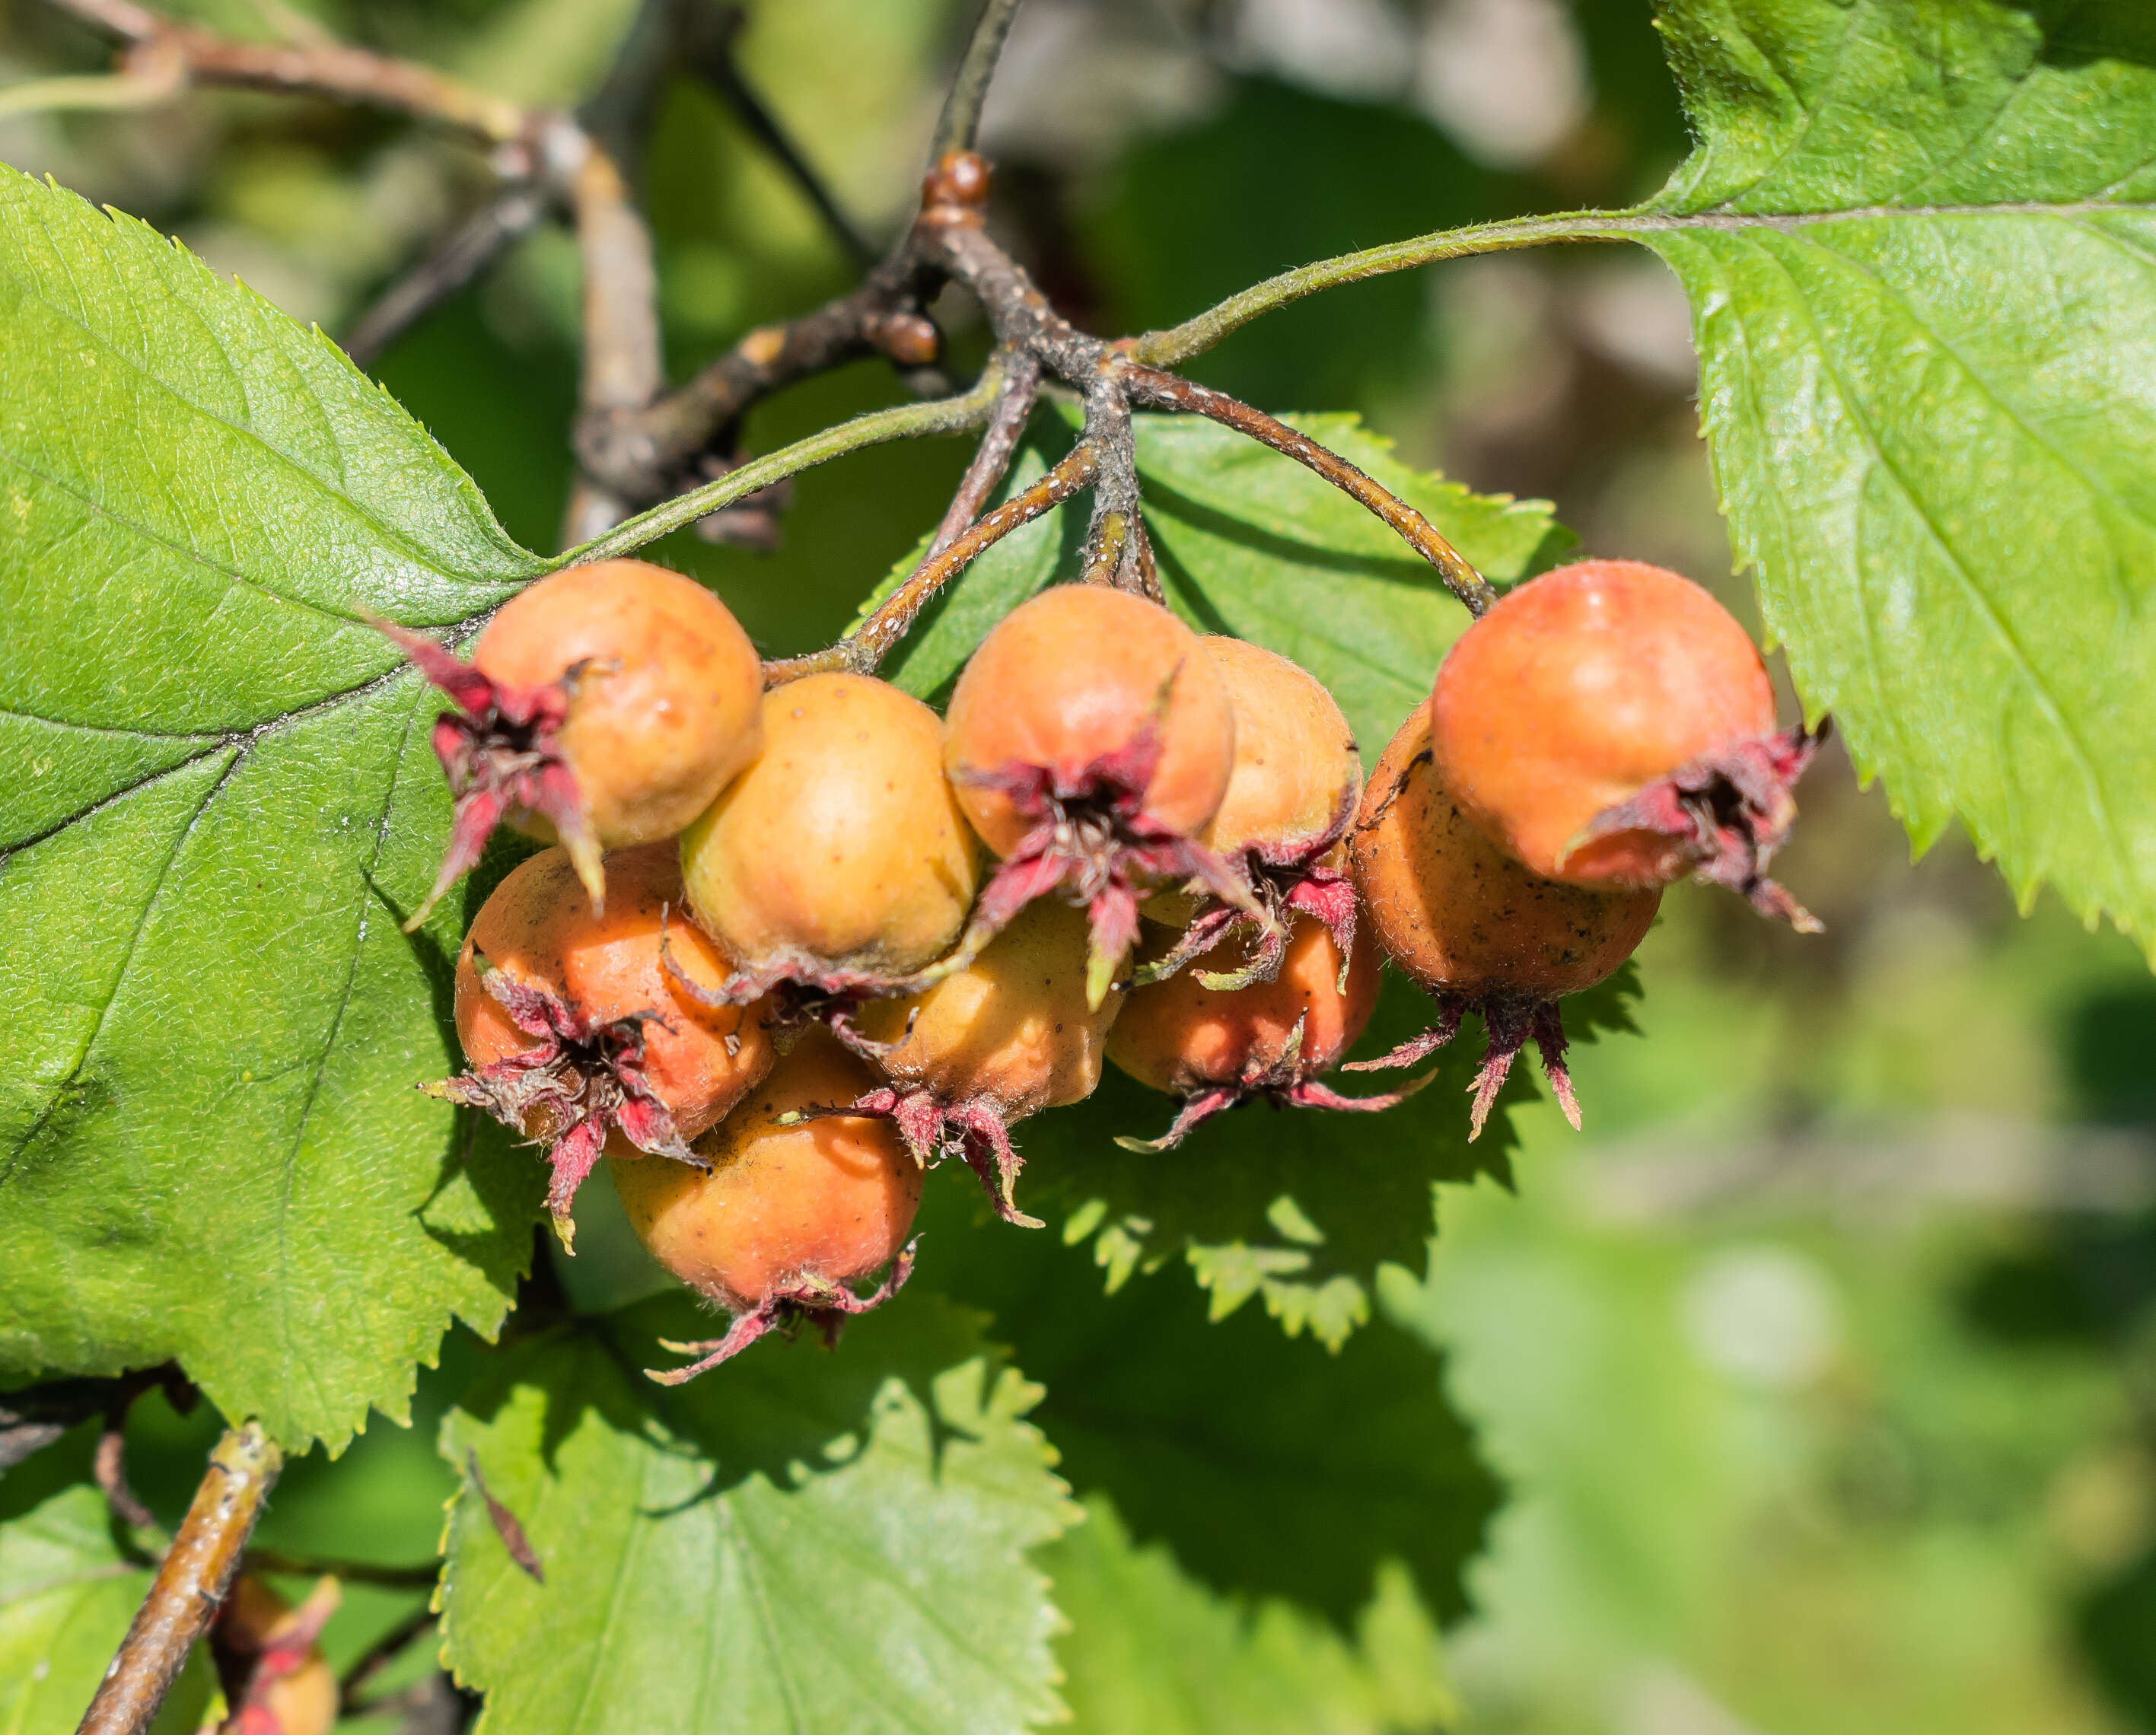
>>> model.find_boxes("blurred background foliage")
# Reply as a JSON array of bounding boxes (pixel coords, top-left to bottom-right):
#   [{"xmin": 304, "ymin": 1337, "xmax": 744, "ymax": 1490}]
[{"xmin": 5, "ymin": 0, "xmax": 2154, "ymax": 1730}]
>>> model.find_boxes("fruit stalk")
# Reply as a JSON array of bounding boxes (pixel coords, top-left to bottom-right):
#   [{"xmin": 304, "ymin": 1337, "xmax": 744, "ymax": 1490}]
[{"xmin": 77, "ymin": 1421, "xmax": 285, "ymax": 1735}]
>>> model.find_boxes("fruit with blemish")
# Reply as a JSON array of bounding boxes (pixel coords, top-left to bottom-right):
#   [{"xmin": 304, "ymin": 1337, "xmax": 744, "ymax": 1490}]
[
  {"xmin": 1107, "ymin": 910, "xmax": 1412, "ymax": 1150},
  {"xmin": 677, "ymin": 672, "xmax": 981, "ymax": 1004},
  {"xmin": 1138, "ymin": 635, "xmax": 1361, "ymax": 988},
  {"xmin": 840, "ymin": 899, "xmax": 1125, "ymax": 1223}
]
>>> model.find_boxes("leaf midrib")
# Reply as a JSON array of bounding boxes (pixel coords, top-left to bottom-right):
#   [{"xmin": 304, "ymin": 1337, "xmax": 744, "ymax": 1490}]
[{"xmin": 1749, "ymin": 230, "xmax": 2128, "ymax": 891}]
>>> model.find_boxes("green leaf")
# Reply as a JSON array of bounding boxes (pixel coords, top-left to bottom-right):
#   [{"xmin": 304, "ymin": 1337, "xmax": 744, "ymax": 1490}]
[
  {"xmin": 0, "ymin": 164, "xmax": 549, "ymax": 1450},
  {"xmin": 1642, "ymin": 0, "xmax": 2156, "ymax": 947},
  {"xmin": 1047, "ymin": 1498, "xmax": 1459, "ymax": 1735},
  {"xmin": 917, "ymin": 1210, "xmax": 1502, "ymax": 1627},
  {"xmin": 0, "ymin": 1483, "xmax": 212, "ymax": 1733},
  {"xmin": 438, "ymin": 1291, "xmax": 1078, "ymax": 1735}
]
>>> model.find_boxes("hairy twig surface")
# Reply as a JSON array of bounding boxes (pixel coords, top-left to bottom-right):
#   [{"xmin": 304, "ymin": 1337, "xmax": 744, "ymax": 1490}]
[{"xmin": 77, "ymin": 1422, "xmax": 284, "ymax": 1735}]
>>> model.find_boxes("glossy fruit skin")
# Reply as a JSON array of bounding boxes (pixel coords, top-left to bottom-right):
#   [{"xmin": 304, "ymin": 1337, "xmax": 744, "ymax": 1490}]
[
  {"xmin": 454, "ymin": 842, "xmax": 773, "ymax": 1143},
  {"xmin": 1196, "ymin": 635, "xmax": 1361, "ymax": 859},
  {"xmin": 680, "ymin": 673, "xmax": 981, "ymax": 983},
  {"xmin": 1109, "ymin": 912, "xmax": 1377, "ymax": 1096},
  {"xmin": 854, "ymin": 899, "xmax": 1121, "ymax": 1119},
  {"xmin": 943, "ymin": 585, "xmax": 1237, "ymax": 856},
  {"xmin": 1352, "ymin": 710, "xmax": 1658, "ymax": 999},
  {"xmin": 611, "ymin": 1030, "xmax": 920, "ymax": 1313},
  {"xmin": 1430, "ymin": 560, "xmax": 1775, "ymax": 887},
  {"xmin": 477, "ymin": 560, "xmax": 763, "ymax": 849}
]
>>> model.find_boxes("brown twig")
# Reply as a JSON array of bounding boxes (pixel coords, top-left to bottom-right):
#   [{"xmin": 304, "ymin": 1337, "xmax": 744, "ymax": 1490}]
[
  {"xmin": 765, "ymin": 438, "xmax": 1097, "ymax": 683},
  {"xmin": 561, "ymin": 136, "xmax": 666, "ymax": 546},
  {"xmin": 568, "ymin": 0, "xmax": 1030, "ymax": 508},
  {"xmin": 1118, "ymin": 362, "xmax": 1497, "ymax": 614},
  {"xmin": 342, "ymin": 184, "xmax": 549, "ymax": 368},
  {"xmin": 44, "ymin": 0, "xmax": 530, "ymax": 143},
  {"xmin": 558, "ymin": 0, "xmax": 681, "ymax": 546},
  {"xmin": 931, "ymin": 0, "xmax": 1026, "ymax": 161},
  {"xmin": 93, "ymin": 1421, "xmax": 158, "ymax": 1534},
  {"xmin": 77, "ymin": 1422, "xmax": 285, "ymax": 1735},
  {"xmin": 337, "ymin": 1605, "xmax": 438, "ymax": 1711},
  {"xmin": 572, "ymin": 258, "xmax": 937, "ymax": 502},
  {"xmin": 928, "ymin": 349, "xmax": 1042, "ymax": 556}
]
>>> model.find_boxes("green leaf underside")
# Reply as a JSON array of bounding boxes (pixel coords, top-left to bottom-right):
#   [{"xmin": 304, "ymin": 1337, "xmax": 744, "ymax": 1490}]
[
  {"xmin": 0, "ymin": 164, "xmax": 549, "ymax": 1450},
  {"xmin": 0, "ymin": 1484, "xmax": 211, "ymax": 1733},
  {"xmin": 1645, "ymin": 0, "xmax": 2156, "ymax": 944},
  {"xmin": 881, "ymin": 408, "xmax": 1571, "ymax": 753},
  {"xmin": 438, "ymin": 1294, "xmax": 1076, "ymax": 1735},
  {"xmin": 1046, "ymin": 1498, "xmax": 1457, "ymax": 1735}
]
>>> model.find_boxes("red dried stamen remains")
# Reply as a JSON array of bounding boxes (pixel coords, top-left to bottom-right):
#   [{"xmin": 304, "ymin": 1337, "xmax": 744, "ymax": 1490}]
[
  {"xmin": 1116, "ymin": 1013, "xmax": 1429, "ymax": 1153},
  {"xmin": 645, "ymin": 1244, "xmax": 918, "ymax": 1385},
  {"xmin": 808, "ymin": 1084, "xmax": 1043, "ymax": 1229},
  {"xmin": 1345, "ymin": 995, "xmax": 1576, "ymax": 1141},
  {"xmin": 374, "ymin": 619, "xmax": 600, "ymax": 930},
  {"xmin": 951, "ymin": 723, "xmax": 1266, "ymax": 1007},
  {"xmin": 1573, "ymin": 720, "xmax": 1827, "ymax": 930},
  {"xmin": 425, "ymin": 957, "xmax": 701, "ymax": 1252},
  {"xmin": 1135, "ymin": 786, "xmax": 1360, "ymax": 992}
]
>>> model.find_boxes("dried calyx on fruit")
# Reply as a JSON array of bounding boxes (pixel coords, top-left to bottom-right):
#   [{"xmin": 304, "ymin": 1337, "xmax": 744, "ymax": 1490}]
[
  {"xmin": 211, "ymin": 1574, "xmax": 340, "ymax": 1735},
  {"xmin": 674, "ymin": 673, "xmax": 981, "ymax": 1020},
  {"xmin": 1107, "ymin": 912, "xmax": 1416, "ymax": 1151},
  {"xmin": 942, "ymin": 584, "xmax": 1258, "ymax": 1009},
  {"xmin": 613, "ymin": 1030, "xmax": 922, "ymax": 1383},
  {"xmin": 380, "ymin": 559, "xmax": 763, "ymax": 928},
  {"xmin": 1349, "ymin": 710, "xmax": 1658, "ymax": 1138},
  {"xmin": 430, "ymin": 843, "xmax": 774, "ymax": 1250},
  {"xmin": 1136, "ymin": 635, "xmax": 1361, "ymax": 991},
  {"xmin": 1430, "ymin": 559, "xmax": 1823, "ymax": 928},
  {"xmin": 823, "ymin": 900, "xmax": 1123, "ymax": 1227}
]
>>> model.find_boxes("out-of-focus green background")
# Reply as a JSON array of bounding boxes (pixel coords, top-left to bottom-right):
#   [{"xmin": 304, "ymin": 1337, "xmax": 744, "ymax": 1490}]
[{"xmin": 5, "ymin": 2, "xmax": 2152, "ymax": 1729}]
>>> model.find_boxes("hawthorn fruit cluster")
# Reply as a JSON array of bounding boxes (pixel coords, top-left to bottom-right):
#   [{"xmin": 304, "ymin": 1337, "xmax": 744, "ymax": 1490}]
[{"xmin": 388, "ymin": 553, "xmax": 1816, "ymax": 1379}]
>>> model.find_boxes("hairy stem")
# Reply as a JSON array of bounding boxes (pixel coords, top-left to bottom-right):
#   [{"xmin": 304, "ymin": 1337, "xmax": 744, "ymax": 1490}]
[
  {"xmin": 76, "ymin": 1422, "xmax": 284, "ymax": 1735},
  {"xmin": 563, "ymin": 374, "xmax": 1006, "ymax": 564},
  {"xmin": 1130, "ymin": 210, "xmax": 1669, "ymax": 368},
  {"xmin": 929, "ymin": 349, "xmax": 1041, "ymax": 556},
  {"xmin": 930, "ymin": 0, "xmax": 1025, "ymax": 161},
  {"xmin": 1120, "ymin": 363, "xmax": 1497, "ymax": 613},
  {"xmin": 767, "ymin": 438, "xmax": 1097, "ymax": 682}
]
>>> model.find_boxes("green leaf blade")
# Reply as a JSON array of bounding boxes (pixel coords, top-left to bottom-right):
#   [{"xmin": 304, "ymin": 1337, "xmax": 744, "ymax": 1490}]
[
  {"xmin": 0, "ymin": 1484, "xmax": 212, "ymax": 1733},
  {"xmin": 439, "ymin": 1294, "xmax": 1078, "ymax": 1735},
  {"xmin": 1645, "ymin": 0, "xmax": 2156, "ymax": 946},
  {"xmin": 0, "ymin": 165, "xmax": 549, "ymax": 1449}
]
